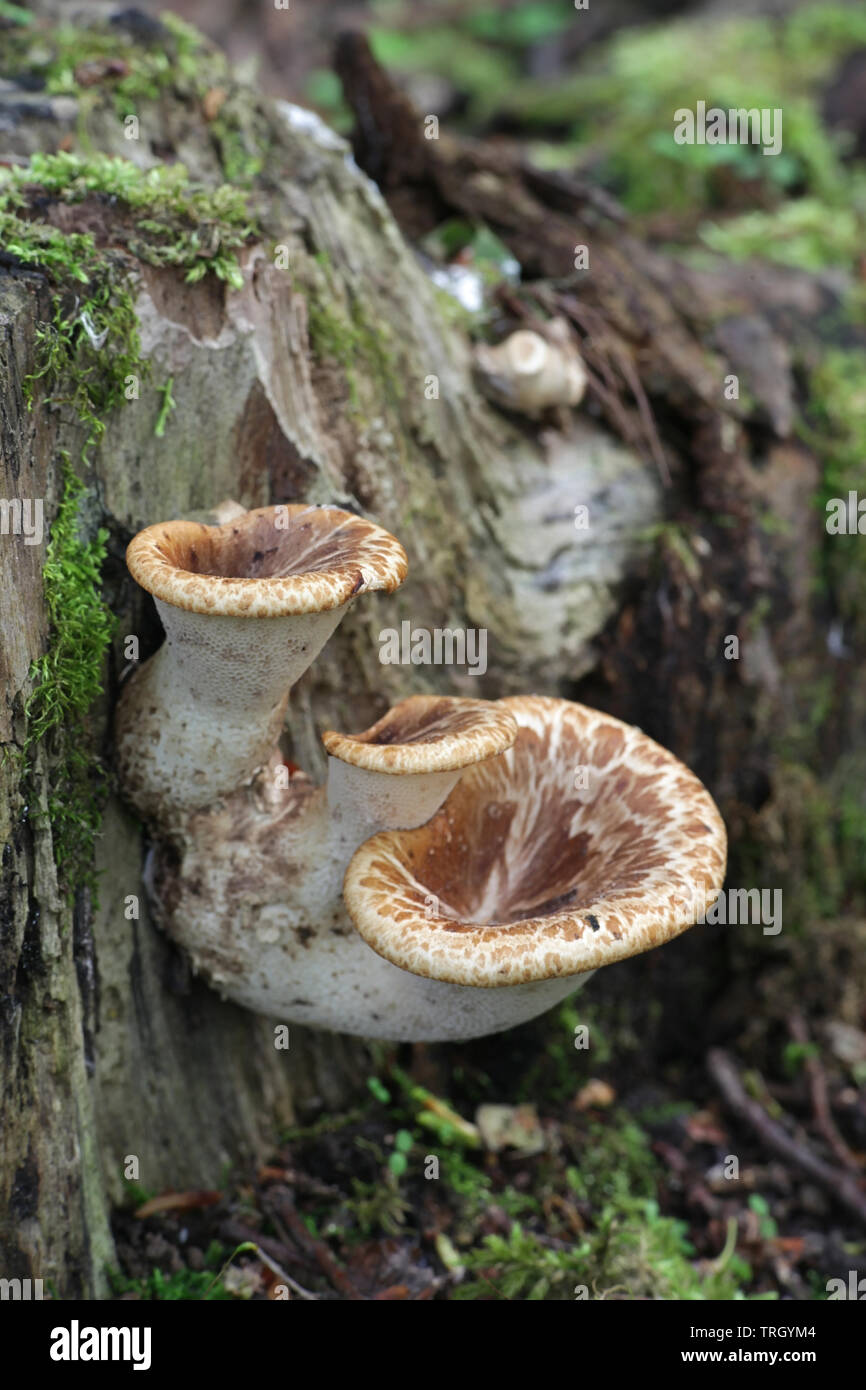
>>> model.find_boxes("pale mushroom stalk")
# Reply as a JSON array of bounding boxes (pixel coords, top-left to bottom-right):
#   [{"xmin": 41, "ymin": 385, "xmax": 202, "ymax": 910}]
[
  {"xmin": 474, "ymin": 318, "xmax": 587, "ymax": 417},
  {"xmin": 322, "ymin": 695, "xmax": 514, "ymax": 862},
  {"xmin": 114, "ymin": 504, "xmax": 407, "ymax": 823},
  {"xmin": 325, "ymin": 762, "xmax": 461, "ymax": 863},
  {"xmin": 118, "ymin": 604, "xmax": 345, "ymax": 821},
  {"xmin": 138, "ymin": 695, "xmax": 536, "ymax": 1040}
]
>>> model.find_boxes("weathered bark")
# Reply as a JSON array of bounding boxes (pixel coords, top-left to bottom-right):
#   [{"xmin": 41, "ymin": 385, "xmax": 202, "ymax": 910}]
[{"xmin": 0, "ymin": 11, "xmax": 659, "ymax": 1297}]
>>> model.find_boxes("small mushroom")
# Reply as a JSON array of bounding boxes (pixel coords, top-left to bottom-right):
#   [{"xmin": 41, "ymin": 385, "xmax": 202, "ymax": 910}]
[
  {"xmin": 474, "ymin": 318, "xmax": 587, "ymax": 417},
  {"xmin": 323, "ymin": 694, "xmax": 517, "ymax": 857},
  {"xmin": 343, "ymin": 695, "xmax": 727, "ymax": 996},
  {"xmin": 115, "ymin": 503, "xmax": 407, "ymax": 821}
]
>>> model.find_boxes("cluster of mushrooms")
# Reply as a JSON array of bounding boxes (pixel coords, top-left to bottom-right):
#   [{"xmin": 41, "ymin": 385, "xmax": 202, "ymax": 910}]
[{"xmin": 115, "ymin": 504, "xmax": 727, "ymax": 1042}]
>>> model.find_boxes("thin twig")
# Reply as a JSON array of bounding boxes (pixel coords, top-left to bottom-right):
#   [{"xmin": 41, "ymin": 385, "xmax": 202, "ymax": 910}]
[
  {"xmin": 220, "ymin": 1219, "xmax": 308, "ymax": 1270},
  {"xmin": 708, "ymin": 1048, "xmax": 866, "ymax": 1229},
  {"xmin": 206, "ymin": 1239, "xmax": 319, "ymax": 1301},
  {"xmin": 612, "ymin": 341, "xmax": 672, "ymax": 487},
  {"xmin": 252, "ymin": 1244, "xmax": 320, "ymax": 1302},
  {"xmin": 787, "ymin": 1013, "xmax": 860, "ymax": 1172},
  {"xmin": 264, "ymin": 1186, "xmax": 366, "ymax": 1301}
]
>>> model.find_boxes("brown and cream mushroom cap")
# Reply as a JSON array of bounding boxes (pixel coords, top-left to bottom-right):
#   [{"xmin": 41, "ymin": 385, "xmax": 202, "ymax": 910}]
[
  {"xmin": 342, "ymin": 695, "xmax": 727, "ymax": 986},
  {"xmin": 322, "ymin": 695, "xmax": 518, "ymax": 774},
  {"xmin": 126, "ymin": 504, "xmax": 408, "ymax": 617}
]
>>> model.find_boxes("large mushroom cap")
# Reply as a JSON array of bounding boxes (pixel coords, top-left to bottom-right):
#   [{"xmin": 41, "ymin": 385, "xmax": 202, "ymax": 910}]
[
  {"xmin": 126, "ymin": 504, "xmax": 408, "ymax": 617},
  {"xmin": 343, "ymin": 695, "xmax": 727, "ymax": 987},
  {"xmin": 322, "ymin": 695, "xmax": 518, "ymax": 774}
]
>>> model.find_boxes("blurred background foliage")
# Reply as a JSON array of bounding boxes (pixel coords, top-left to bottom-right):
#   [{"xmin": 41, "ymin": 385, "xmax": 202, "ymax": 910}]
[{"xmin": 150, "ymin": 0, "xmax": 866, "ymax": 272}]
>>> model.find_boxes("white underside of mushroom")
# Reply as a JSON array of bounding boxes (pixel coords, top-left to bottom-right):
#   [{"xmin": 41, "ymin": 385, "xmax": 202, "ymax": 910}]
[
  {"xmin": 149, "ymin": 766, "xmax": 589, "ymax": 1042},
  {"xmin": 118, "ymin": 505, "xmax": 722, "ymax": 1043},
  {"xmin": 143, "ymin": 750, "xmax": 589, "ymax": 1045},
  {"xmin": 115, "ymin": 602, "xmax": 348, "ymax": 825},
  {"xmin": 174, "ymin": 885, "xmax": 587, "ymax": 1042}
]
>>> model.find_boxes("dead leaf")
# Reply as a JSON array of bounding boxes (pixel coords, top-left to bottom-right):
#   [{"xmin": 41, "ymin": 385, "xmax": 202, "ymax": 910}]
[
  {"xmin": 134, "ymin": 1190, "xmax": 222, "ymax": 1219},
  {"xmin": 573, "ymin": 1079, "xmax": 616, "ymax": 1111},
  {"xmin": 826, "ymin": 1021, "xmax": 866, "ymax": 1066},
  {"xmin": 74, "ymin": 58, "xmax": 130, "ymax": 87},
  {"xmin": 223, "ymin": 1264, "xmax": 265, "ymax": 1299},
  {"xmin": 258, "ymin": 1165, "xmax": 290, "ymax": 1184},
  {"xmin": 685, "ymin": 1109, "xmax": 727, "ymax": 1145},
  {"xmin": 773, "ymin": 1236, "xmax": 806, "ymax": 1257},
  {"xmin": 475, "ymin": 1103, "xmax": 545, "ymax": 1154},
  {"xmin": 203, "ymin": 87, "xmax": 228, "ymax": 122}
]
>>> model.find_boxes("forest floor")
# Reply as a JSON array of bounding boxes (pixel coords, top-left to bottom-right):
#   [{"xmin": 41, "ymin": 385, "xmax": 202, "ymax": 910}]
[{"xmin": 110, "ymin": 935, "xmax": 866, "ymax": 1301}]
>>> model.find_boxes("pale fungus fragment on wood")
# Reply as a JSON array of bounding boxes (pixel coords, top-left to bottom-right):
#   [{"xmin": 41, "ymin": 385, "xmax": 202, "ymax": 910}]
[{"xmin": 473, "ymin": 318, "xmax": 588, "ymax": 418}]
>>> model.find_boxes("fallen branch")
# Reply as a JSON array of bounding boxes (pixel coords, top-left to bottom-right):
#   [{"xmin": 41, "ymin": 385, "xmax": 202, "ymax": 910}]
[
  {"xmin": 264, "ymin": 1185, "xmax": 366, "ymax": 1301},
  {"xmin": 219, "ymin": 1220, "xmax": 309, "ymax": 1271},
  {"xmin": 787, "ymin": 1013, "xmax": 861, "ymax": 1173},
  {"xmin": 707, "ymin": 1048, "xmax": 866, "ymax": 1228}
]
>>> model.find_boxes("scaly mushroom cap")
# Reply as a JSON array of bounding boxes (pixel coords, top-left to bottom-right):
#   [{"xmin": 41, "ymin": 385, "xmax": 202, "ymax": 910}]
[
  {"xmin": 126, "ymin": 504, "xmax": 408, "ymax": 617},
  {"xmin": 343, "ymin": 695, "xmax": 727, "ymax": 986},
  {"xmin": 322, "ymin": 695, "xmax": 518, "ymax": 774}
]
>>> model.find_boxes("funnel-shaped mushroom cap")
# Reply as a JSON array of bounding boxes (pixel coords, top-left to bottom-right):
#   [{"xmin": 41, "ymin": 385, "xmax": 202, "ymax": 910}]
[
  {"xmin": 126, "ymin": 503, "xmax": 408, "ymax": 616},
  {"xmin": 322, "ymin": 695, "xmax": 518, "ymax": 774},
  {"xmin": 343, "ymin": 696, "xmax": 727, "ymax": 987}
]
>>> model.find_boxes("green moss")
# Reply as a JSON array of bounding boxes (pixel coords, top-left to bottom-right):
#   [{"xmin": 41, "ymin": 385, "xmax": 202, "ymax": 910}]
[
  {"xmin": 3, "ymin": 152, "xmax": 254, "ymax": 286},
  {"xmin": 108, "ymin": 1241, "xmax": 232, "ymax": 1300},
  {"xmin": 153, "ymin": 377, "xmax": 176, "ymax": 438},
  {"xmin": 803, "ymin": 348, "xmax": 866, "ymax": 631},
  {"xmin": 366, "ymin": 3, "xmax": 866, "ymax": 219},
  {"xmin": 342, "ymin": 1056, "xmax": 760, "ymax": 1300},
  {"xmin": 453, "ymin": 1116, "xmax": 764, "ymax": 1301},
  {"xmin": 1, "ymin": 12, "xmax": 272, "ymax": 184},
  {"xmin": 2, "ymin": 151, "xmax": 255, "ymax": 455},
  {"xmin": 1, "ymin": 152, "xmax": 256, "ymax": 891},
  {"xmin": 306, "ymin": 296, "xmax": 359, "ymax": 388},
  {"xmin": 307, "ymin": 275, "xmax": 401, "ymax": 414},
  {"xmin": 25, "ymin": 286, "xmax": 141, "ymax": 460},
  {"xmin": 700, "ymin": 193, "xmax": 866, "ymax": 272},
  {"xmin": 3, "ymin": 11, "xmax": 207, "ymax": 109},
  {"xmin": 208, "ymin": 93, "xmax": 273, "ymax": 187},
  {"xmin": 23, "ymin": 461, "xmax": 115, "ymax": 899},
  {"xmin": 343, "ymin": 1172, "xmax": 411, "ymax": 1238},
  {"xmin": 739, "ymin": 758, "xmax": 866, "ymax": 928}
]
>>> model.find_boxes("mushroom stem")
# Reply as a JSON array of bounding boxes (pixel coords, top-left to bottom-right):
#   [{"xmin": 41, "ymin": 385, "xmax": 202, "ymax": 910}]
[
  {"xmin": 325, "ymin": 759, "xmax": 462, "ymax": 862},
  {"xmin": 320, "ymin": 694, "xmax": 518, "ymax": 865},
  {"xmin": 118, "ymin": 508, "xmax": 727, "ymax": 1043},
  {"xmin": 118, "ymin": 604, "xmax": 346, "ymax": 820}
]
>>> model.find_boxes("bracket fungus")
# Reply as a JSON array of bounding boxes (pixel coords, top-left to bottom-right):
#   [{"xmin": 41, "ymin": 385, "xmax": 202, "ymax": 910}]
[
  {"xmin": 117, "ymin": 505, "xmax": 727, "ymax": 1042},
  {"xmin": 322, "ymin": 695, "xmax": 518, "ymax": 863}
]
